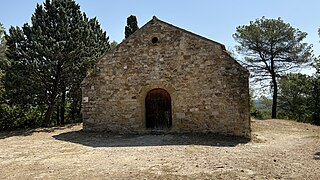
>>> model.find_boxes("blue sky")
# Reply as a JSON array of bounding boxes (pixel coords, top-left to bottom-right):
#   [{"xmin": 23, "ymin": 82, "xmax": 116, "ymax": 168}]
[{"xmin": 0, "ymin": 0, "xmax": 319, "ymax": 73}]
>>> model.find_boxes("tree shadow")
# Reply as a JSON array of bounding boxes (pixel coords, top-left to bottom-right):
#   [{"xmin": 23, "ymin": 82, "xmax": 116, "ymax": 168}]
[
  {"xmin": 0, "ymin": 124, "xmax": 78, "ymax": 140},
  {"xmin": 53, "ymin": 130, "xmax": 250, "ymax": 147},
  {"xmin": 0, "ymin": 130, "xmax": 34, "ymax": 139},
  {"xmin": 315, "ymin": 152, "xmax": 320, "ymax": 160}
]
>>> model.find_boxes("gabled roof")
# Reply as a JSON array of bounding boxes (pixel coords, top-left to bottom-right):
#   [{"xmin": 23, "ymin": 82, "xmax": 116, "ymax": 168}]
[
  {"xmin": 105, "ymin": 16, "xmax": 248, "ymax": 74},
  {"xmin": 148, "ymin": 16, "xmax": 226, "ymax": 50},
  {"xmin": 114, "ymin": 16, "xmax": 226, "ymax": 51}
]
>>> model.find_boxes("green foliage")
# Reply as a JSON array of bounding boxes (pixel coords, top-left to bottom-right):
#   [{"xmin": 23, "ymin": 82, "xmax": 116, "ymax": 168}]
[
  {"xmin": 125, "ymin": 15, "xmax": 139, "ymax": 38},
  {"xmin": 2, "ymin": 0, "xmax": 109, "ymax": 129},
  {"xmin": 0, "ymin": 23, "xmax": 7, "ymax": 82},
  {"xmin": 278, "ymin": 73, "xmax": 310, "ymax": 121},
  {"xmin": 310, "ymin": 75, "xmax": 320, "ymax": 125},
  {"xmin": 278, "ymin": 73, "xmax": 320, "ymax": 125},
  {"xmin": 0, "ymin": 23, "xmax": 6, "ymax": 101},
  {"xmin": 250, "ymin": 89, "xmax": 272, "ymax": 119},
  {"xmin": 110, "ymin": 40, "xmax": 118, "ymax": 49},
  {"xmin": 233, "ymin": 17, "xmax": 314, "ymax": 118},
  {"xmin": 310, "ymin": 57, "xmax": 320, "ymax": 125},
  {"xmin": 314, "ymin": 58, "xmax": 320, "ymax": 75},
  {"xmin": 253, "ymin": 110, "xmax": 272, "ymax": 120},
  {"xmin": 0, "ymin": 23, "xmax": 6, "ymax": 68},
  {"xmin": 0, "ymin": 104, "xmax": 44, "ymax": 131},
  {"xmin": 259, "ymin": 95, "xmax": 273, "ymax": 108}
]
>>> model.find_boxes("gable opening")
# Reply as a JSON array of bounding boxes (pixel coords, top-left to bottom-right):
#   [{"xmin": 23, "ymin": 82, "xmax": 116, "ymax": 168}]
[
  {"xmin": 151, "ymin": 37, "xmax": 158, "ymax": 44},
  {"xmin": 145, "ymin": 88, "xmax": 172, "ymax": 130}
]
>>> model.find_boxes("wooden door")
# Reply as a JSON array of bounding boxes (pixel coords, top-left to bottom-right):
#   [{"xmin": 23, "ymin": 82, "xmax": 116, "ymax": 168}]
[{"xmin": 145, "ymin": 89, "xmax": 172, "ymax": 129}]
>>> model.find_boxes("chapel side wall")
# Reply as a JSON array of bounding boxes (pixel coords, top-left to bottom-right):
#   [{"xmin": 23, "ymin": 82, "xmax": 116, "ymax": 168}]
[
  {"xmin": 215, "ymin": 54, "xmax": 251, "ymax": 138},
  {"xmin": 170, "ymin": 33, "xmax": 250, "ymax": 137}
]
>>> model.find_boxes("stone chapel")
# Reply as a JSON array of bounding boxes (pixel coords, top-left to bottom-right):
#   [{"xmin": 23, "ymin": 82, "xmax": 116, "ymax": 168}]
[{"xmin": 81, "ymin": 16, "xmax": 250, "ymax": 138}]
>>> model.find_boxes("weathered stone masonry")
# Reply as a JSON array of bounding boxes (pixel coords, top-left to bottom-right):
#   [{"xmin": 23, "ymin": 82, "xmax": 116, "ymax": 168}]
[{"xmin": 81, "ymin": 16, "xmax": 250, "ymax": 138}]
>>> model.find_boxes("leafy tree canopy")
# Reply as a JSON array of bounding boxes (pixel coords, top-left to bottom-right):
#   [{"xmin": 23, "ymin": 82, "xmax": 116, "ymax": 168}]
[
  {"xmin": 0, "ymin": 23, "xmax": 6, "ymax": 101},
  {"xmin": 0, "ymin": 23, "xmax": 6, "ymax": 73},
  {"xmin": 4, "ymin": 0, "xmax": 109, "ymax": 126},
  {"xmin": 278, "ymin": 73, "xmax": 319, "ymax": 125},
  {"xmin": 125, "ymin": 15, "xmax": 139, "ymax": 38},
  {"xmin": 233, "ymin": 17, "xmax": 315, "ymax": 118}
]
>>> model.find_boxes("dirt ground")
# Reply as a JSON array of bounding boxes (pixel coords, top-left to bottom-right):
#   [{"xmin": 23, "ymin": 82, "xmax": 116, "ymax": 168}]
[{"xmin": 0, "ymin": 119, "xmax": 319, "ymax": 179}]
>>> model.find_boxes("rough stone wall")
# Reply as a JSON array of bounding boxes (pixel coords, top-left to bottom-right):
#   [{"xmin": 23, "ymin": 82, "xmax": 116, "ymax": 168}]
[{"xmin": 81, "ymin": 17, "xmax": 250, "ymax": 138}]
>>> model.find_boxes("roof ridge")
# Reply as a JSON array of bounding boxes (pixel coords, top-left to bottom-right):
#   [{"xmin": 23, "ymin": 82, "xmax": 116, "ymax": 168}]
[{"xmin": 152, "ymin": 16, "xmax": 226, "ymax": 50}]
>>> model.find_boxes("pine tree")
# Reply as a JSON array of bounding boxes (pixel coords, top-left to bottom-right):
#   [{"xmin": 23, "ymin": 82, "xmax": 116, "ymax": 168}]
[
  {"xmin": 0, "ymin": 23, "xmax": 5, "ymax": 70},
  {"xmin": 0, "ymin": 23, "xmax": 7, "ymax": 101},
  {"xmin": 233, "ymin": 17, "xmax": 314, "ymax": 118},
  {"xmin": 5, "ymin": 0, "xmax": 109, "ymax": 126},
  {"xmin": 125, "ymin": 15, "xmax": 139, "ymax": 38}
]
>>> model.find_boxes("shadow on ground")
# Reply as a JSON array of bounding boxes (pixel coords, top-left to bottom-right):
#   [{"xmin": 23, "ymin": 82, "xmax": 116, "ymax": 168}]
[
  {"xmin": 0, "ymin": 124, "xmax": 78, "ymax": 139},
  {"xmin": 315, "ymin": 152, "xmax": 320, "ymax": 160},
  {"xmin": 53, "ymin": 130, "xmax": 250, "ymax": 147}
]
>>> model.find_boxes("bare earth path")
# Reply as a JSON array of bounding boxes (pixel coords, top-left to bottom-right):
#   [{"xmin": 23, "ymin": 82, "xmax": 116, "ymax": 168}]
[{"xmin": 0, "ymin": 119, "xmax": 319, "ymax": 179}]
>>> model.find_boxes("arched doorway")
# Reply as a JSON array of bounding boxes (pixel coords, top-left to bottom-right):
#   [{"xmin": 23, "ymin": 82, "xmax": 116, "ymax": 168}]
[{"xmin": 145, "ymin": 88, "xmax": 172, "ymax": 129}]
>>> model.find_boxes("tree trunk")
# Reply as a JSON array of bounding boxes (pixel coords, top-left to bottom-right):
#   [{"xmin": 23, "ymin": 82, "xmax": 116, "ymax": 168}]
[
  {"xmin": 313, "ymin": 78, "xmax": 320, "ymax": 125},
  {"xmin": 271, "ymin": 76, "xmax": 278, "ymax": 119},
  {"xmin": 43, "ymin": 94, "xmax": 58, "ymax": 127},
  {"xmin": 60, "ymin": 89, "xmax": 66, "ymax": 124},
  {"xmin": 78, "ymin": 98, "xmax": 82, "ymax": 121},
  {"xmin": 42, "ymin": 61, "xmax": 61, "ymax": 127},
  {"xmin": 70, "ymin": 98, "xmax": 76, "ymax": 122},
  {"xmin": 56, "ymin": 105, "xmax": 60, "ymax": 125}
]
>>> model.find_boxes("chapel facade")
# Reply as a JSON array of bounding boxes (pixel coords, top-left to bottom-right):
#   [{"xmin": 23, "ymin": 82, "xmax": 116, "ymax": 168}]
[{"xmin": 81, "ymin": 16, "xmax": 250, "ymax": 138}]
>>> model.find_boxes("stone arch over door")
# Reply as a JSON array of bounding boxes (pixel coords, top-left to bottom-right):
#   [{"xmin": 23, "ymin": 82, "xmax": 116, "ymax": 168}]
[{"xmin": 145, "ymin": 88, "xmax": 172, "ymax": 129}]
